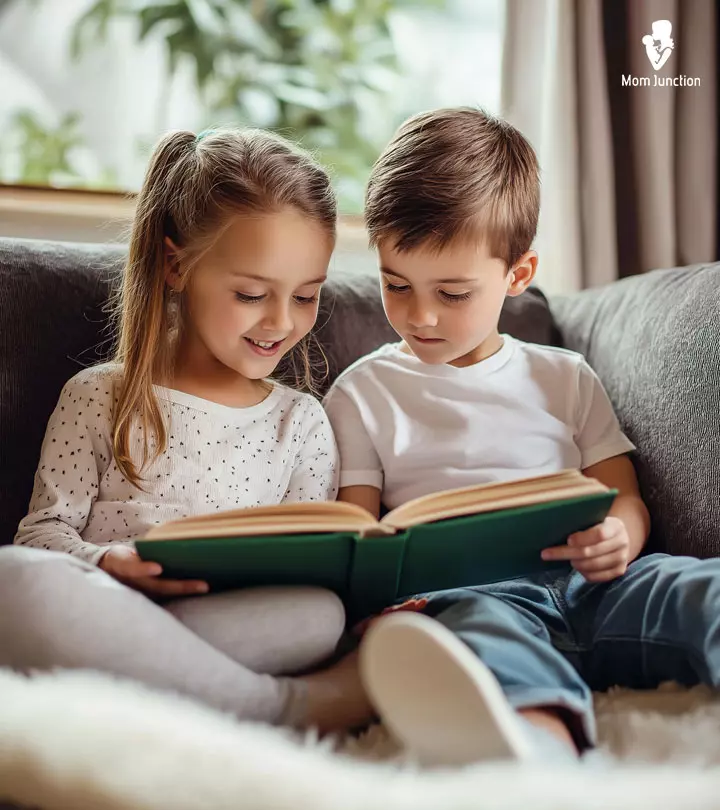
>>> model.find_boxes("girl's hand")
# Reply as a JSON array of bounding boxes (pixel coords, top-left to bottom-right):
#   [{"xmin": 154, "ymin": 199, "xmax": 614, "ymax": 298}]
[
  {"xmin": 540, "ymin": 516, "xmax": 631, "ymax": 583},
  {"xmin": 99, "ymin": 545, "xmax": 209, "ymax": 597}
]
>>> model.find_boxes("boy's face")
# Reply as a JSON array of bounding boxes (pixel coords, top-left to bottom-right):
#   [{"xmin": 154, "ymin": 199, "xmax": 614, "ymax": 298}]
[{"xmin": 378, "ymin": 237, "xmax": 536, "ymax": 367}]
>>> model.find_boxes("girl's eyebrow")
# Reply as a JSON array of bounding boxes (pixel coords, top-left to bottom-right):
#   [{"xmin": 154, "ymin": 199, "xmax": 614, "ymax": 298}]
[
  {"xmin": 229, "ymin": 271, "xmax": 327, "ymax": 284},
  {"xmin": 380, "ymin": 267, "xmax": 477, "ymax": 285}
]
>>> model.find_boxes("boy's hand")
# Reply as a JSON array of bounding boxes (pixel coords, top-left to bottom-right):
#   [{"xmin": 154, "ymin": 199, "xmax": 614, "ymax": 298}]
[
  {"xmin": 541, "ymin": 517, "xmax": 630, "ymax": 583},
  {"xmin": 99, "ymin": 545, "xmax": 209, "ymax": 597}
]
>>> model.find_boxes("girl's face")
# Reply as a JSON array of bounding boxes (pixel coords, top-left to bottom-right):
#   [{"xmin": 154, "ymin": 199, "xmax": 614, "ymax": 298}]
[{"xmin": 170, "ymin": 207, "xmax": 333, "ymax": 386}]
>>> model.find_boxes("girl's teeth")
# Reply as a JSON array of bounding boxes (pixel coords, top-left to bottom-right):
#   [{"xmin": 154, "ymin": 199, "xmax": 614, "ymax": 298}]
[{"xmin": 250, "ymin": 339, "xmax": 277, "ymax": 348}]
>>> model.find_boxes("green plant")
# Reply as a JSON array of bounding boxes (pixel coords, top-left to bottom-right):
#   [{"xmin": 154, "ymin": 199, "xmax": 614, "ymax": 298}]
[
  {"xmin": 5, "ymin": 108, "xmax": 117, "ymax": 188},
  {"xmin": 71, "ymin": 0, "xmax": 445, "ymax": 210},
  {"xmin": 8, "ymin": 109, "xmax": 83, "ymax": 185}
]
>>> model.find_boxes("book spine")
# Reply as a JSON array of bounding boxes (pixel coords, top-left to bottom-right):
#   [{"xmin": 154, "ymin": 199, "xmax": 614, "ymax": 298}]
[{"xmin": 347, "ymin": 532, "xmax": 408, "ymax": 622}]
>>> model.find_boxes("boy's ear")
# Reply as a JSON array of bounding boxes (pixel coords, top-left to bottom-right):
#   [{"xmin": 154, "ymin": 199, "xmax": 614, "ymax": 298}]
[
  {"xmin": 164, "ymin": 237, "xmax": 183, "ymax": 291},
  {"xmin": 506, "ymin": 250, "xmax": 538, "ymax": 297}
]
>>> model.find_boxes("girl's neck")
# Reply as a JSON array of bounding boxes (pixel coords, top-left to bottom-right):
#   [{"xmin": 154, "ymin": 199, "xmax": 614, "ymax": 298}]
[
  {"xmin": 166, "ymin": 371, "xmax": 272, "ymax": 409},
  {"xmin": 161, "ymin": 341, "xmax": 271, "ymax": 409}
]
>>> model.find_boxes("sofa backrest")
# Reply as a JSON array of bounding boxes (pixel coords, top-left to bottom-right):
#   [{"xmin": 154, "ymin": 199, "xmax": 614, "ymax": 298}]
[
  {"xmin": 550, "ymin": 264, "xmax": 720, "ymax": 559},
  {"xmin": 0, "ymin": 237, "xmax": 558, "ymax": 545}
]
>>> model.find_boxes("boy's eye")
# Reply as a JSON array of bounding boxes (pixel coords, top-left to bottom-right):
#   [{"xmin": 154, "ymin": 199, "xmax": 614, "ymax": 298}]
[
  {"xmin": 235, "ymin": 292, "xmax": 265, "ymax": 303},
  {"xmin": 385, "ymin": 282, "xmax": 410, "ymax": 294},
  {"xmin": 294, "ymin": 294, "xmax": 319, "ymax": 305},
  {"xmin": 439, "ymin": 290, "xmax": 472, "ymax": 302}
]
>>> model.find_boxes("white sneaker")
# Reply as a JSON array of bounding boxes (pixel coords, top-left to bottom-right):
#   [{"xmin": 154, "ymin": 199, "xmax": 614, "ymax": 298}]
[{"xmin": 359, "ymin": 611, "xmax": 534, "ymax": 766}]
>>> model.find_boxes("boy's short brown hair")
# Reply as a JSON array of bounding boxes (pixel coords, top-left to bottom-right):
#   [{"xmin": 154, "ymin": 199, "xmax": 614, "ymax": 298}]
[{"xmin": 365, "ymin": 107, "xmax": 540, "ymax": 268}]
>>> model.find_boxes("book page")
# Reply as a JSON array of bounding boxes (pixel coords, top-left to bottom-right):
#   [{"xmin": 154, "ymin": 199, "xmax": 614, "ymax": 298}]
[
  {"xmin": 382, "ymin": 470, "xmax": 608, "ymax": 529},
  {"xmin": 144, "ymin": 500, "xmax": 379, "ymax": 541}
]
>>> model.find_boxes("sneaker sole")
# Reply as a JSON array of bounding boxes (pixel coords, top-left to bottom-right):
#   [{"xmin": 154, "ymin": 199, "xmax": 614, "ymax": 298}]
[{"xmin": 359, "ymin": 611, "xmax": 533, "ymax": 766}]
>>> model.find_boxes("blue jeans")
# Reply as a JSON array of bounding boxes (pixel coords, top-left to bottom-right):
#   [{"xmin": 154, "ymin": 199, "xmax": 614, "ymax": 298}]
[{"xmin": 413, "ymin": 553, "xmax": 720, "ymax": 750}]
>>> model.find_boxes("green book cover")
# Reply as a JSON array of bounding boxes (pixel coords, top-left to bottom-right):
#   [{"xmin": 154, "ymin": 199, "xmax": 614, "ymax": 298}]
[{"xmin": 135, "ymin": 489, "xmax": 616, "ymax": 621}]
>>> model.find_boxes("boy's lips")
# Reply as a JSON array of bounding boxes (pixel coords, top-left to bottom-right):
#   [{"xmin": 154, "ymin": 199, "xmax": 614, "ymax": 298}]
[{"xmin": 411, "ymin": 335, "xmax": 445, "ymax": 344}]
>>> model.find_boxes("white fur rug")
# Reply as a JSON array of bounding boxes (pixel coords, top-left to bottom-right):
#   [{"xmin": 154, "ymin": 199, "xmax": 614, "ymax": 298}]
[{"xmin": 2, "ymin": 669, "xmax": 720, "ymax": 810}]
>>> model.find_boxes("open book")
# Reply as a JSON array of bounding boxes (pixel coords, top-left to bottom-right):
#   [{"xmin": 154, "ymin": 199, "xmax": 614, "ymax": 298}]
[{"xmin": 136, "ymin": 470, "xmax": 616, "ymax": 619}]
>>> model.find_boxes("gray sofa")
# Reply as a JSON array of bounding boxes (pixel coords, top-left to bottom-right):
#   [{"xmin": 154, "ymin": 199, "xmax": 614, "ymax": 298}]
[
  {"xmin": 0, "ymin": 237, "xmax": 719, "ymax": 809},
  {"xmin": 0, "ymin": 236, "xmax": 718, "ymax": 564}
]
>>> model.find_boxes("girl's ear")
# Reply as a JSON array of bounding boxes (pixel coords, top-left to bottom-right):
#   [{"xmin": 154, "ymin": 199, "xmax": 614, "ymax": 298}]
[
  {"xmin": 506, "ymin": 250, "xmax": 538, "ymax": 297},
  {"xmin": 164, "ymin": 237, "xmax": 183, "ymax": 291}
]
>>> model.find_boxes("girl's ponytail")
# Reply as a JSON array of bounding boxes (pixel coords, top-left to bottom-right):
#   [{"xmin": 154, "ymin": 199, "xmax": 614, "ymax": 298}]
[{"xmin": 111, "ymin": 131, "xmax": 196, "ymax": 488}]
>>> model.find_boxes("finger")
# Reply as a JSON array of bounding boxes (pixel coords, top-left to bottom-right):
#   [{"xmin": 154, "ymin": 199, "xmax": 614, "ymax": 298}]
[
  {"xmin": 542, "ymin": 536, "xmax": 625, "ymax": 562},
  {"xmin": 120, "ymin": 559, "xmax": 164, "ymax": 578},
  {"xmin": 572, "ymin": 551, "xmax": 627, "ymax": 575},
  {"xmin": 572, "ymin": 551, "xmax": 628, "ymax": 574},
  {"xmin": 133, "ymin": 577, "xmax": 209, "ymax": 597},
  {"xmin": 567, "ymin": 523, "xmax": 620, "ymax": 547}
]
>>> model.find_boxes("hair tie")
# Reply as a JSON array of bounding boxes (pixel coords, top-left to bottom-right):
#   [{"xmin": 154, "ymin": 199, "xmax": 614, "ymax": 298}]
[{"xmin": 195, "ymin": 128, "xmax": 216, "ymax": 143}]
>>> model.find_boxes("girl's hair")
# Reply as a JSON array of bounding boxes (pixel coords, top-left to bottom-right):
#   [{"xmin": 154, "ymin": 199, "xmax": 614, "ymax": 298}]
[{"xmin": 110, "ymin": 128, "xmax": 337, "ymax": 489}]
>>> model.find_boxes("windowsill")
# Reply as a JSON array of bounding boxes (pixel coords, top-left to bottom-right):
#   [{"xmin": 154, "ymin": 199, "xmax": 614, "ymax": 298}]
[
  {"xmin": 0, "ymin": 184, "xmax": 136, "ymax": 243},
  {"xmin": 0, "ymin": 184, "xmax": 369, "ymax": 250}
]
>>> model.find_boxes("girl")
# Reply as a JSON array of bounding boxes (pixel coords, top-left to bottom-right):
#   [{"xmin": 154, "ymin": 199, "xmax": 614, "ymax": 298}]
[{"xmin": 0, "ymin": 128, "xmax": 371, "ymax": 732}]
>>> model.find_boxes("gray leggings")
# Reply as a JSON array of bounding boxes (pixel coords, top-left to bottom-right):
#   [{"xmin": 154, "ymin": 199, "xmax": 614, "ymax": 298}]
[{"xmin": 0, "ymin": 546, "xmax": 345, "ymax": 724}]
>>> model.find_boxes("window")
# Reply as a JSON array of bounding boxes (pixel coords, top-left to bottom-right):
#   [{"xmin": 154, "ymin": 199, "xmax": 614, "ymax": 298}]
[{"xmin": 0, "ymin": 0, "xmax": 502, "ymax": 214}]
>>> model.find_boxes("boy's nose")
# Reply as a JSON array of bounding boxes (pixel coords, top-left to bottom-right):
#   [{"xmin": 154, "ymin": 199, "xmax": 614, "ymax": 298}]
[{"xmin": 407, "ymin": 300, "xmax": 438, "ymax": 329}]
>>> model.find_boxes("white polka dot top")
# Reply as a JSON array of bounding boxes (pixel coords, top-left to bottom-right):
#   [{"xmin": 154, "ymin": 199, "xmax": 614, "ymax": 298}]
[{"xmin": 14, "ymin": 363, "xmax": 339, "ymax": 565}]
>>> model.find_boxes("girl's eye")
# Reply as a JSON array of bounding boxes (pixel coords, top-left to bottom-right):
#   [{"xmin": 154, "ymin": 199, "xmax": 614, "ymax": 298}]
[
  {"xmin": 385, "ymin": 282, "xmax": 410, "ymax": 294},
  {"xmin": 294, "ymin": 294, "xmax": 319, "ymax": 305},
  {"xmin": 439, "ymin": 290, "xmax": 472, "ymax": 302},
  {"xmin": 235, "ymin": 292, "xmax": 265, "ymax": 303}
]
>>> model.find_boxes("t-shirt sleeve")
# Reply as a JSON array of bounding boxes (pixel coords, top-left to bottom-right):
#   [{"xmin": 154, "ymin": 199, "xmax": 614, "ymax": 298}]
[
  {"xmin": 13, "ymin": 371, "xmax": 114, "ymax": 565},
  {"xmin": 322, "ymin": 385, "xmax": 383, "ymax": 491},
  {"xmin": 575, "ymin": 360, "xmax": 635, "ymax": 469},
  {"xmin": 281, "ymin": 398, "xmax": 339, "ymax": 503}
]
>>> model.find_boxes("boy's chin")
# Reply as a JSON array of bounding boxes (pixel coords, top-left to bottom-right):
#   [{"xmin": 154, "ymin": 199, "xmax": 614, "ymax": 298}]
[
  {"xmin": 403, "ymin": 340, "xmax": 456, "ymax": 365},
  {"xmin": 409, "ymin": 340, "xmax": 493, "ymax": 368}
]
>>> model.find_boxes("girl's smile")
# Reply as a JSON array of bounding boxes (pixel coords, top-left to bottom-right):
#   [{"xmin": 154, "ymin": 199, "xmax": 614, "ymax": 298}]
[{"xmin": 244, "ymin": 336, "xmax": 286, "ymax": 356}]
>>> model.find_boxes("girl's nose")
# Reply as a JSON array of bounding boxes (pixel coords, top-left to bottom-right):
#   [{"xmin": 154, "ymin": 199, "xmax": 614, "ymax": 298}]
[{"xmin": 262, "ymin": 302, "xmax": 293, "ymax": 334}]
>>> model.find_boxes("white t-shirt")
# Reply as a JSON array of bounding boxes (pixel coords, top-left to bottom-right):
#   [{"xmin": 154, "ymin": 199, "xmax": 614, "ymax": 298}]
[
  {"xmin": 14, "ymin": 363, "xmax": 338, "ymax": 564},
  {"xmin": 322, "ymin": 335, "xmax": 634, "ymax": 510}
]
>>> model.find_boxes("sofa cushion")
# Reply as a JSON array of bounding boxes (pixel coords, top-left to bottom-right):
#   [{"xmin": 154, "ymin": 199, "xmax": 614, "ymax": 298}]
[
  {"xmin": 0, "ymin": 237, "xmax": 560, "ymax": 546},
  {"xmin": 0, "ymin": 239, "xmax": 122, "ymax": 549},
  {"xmin": 550, "ymin": 264, "xmax": 720, "ymax": 559}
]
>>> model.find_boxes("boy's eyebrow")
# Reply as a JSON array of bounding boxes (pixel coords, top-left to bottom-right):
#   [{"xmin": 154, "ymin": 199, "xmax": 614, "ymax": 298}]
[
  {"xmin": 229, "ymin": 271, "xmax": 327, "ymax": 284},
  {"xmin": 380, "ymin": 267, "xmax": 477, "ymax": 284}
]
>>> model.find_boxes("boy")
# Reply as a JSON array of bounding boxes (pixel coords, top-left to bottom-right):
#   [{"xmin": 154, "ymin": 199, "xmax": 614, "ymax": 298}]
[{"xmin": 322, "ymin": 108, "xmax": 720, "ymax": 766}]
